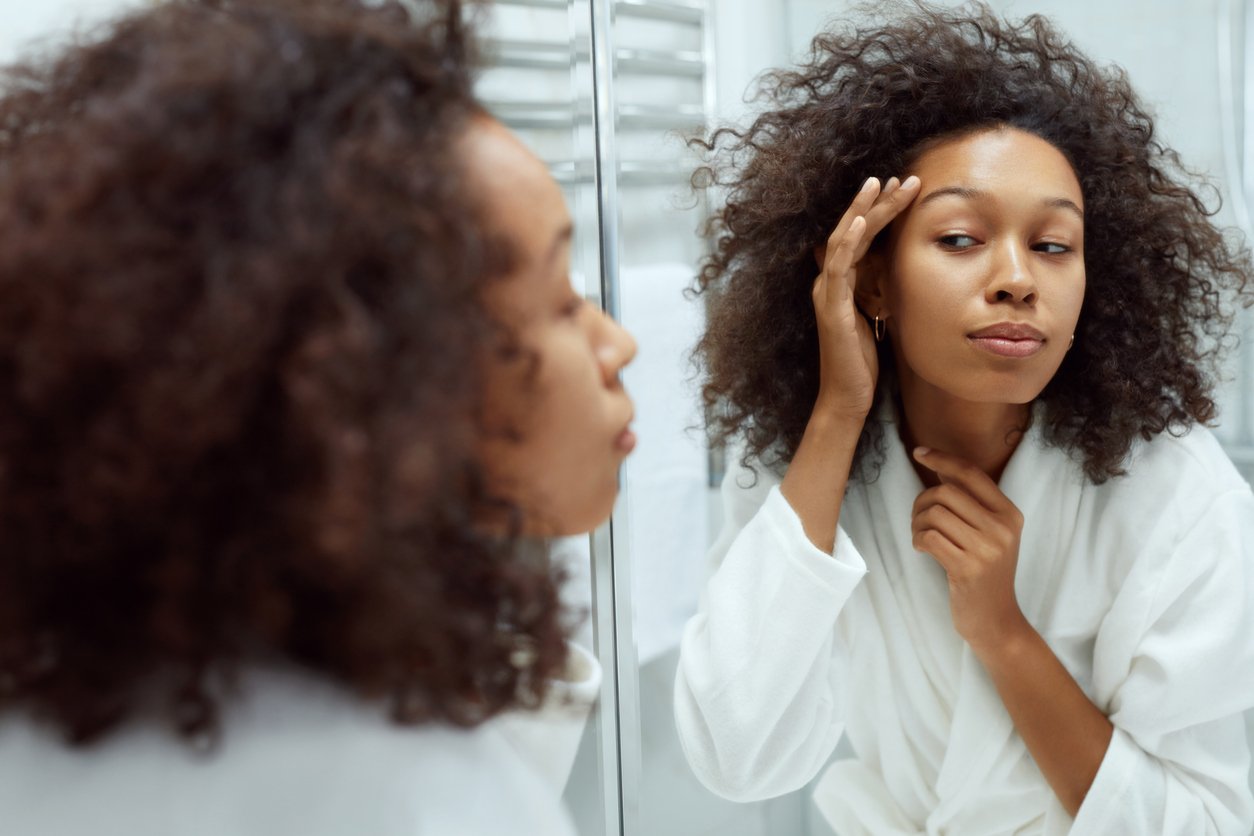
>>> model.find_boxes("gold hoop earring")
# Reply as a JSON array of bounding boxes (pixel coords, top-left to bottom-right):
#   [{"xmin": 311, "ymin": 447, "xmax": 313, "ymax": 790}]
[{"xmin": 874, "ymin": 315, "xmax": 885, "ymax": 343}]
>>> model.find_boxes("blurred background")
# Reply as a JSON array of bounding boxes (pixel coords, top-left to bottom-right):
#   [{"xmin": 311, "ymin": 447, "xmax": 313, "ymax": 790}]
[{"xmin": 4, "ymin": 1, "xmax": 1253, "ymax": 834}]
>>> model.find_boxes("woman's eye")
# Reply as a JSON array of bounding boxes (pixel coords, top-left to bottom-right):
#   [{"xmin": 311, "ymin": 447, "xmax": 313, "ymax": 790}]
[
  {"xmin": 938, "ymin": 234, "xmax": 979, "ymax": 249},
  {"xmin": 1033, "ymin": 241, "xmax": 1071, "ymax": 255}
]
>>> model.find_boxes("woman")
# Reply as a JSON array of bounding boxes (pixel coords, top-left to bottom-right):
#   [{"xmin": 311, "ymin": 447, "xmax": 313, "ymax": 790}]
[
  {"xmin": 675, "ymin": 4, "xmax": 1254, "ymax": 834},
  {"xmin": 0, "ymin": 1, "xmax": 635, "ymax": 833}
]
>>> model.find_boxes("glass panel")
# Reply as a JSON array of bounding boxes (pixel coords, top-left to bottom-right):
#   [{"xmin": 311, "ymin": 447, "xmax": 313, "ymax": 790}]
[
  {"xmin": 478, "ymin": 2, "xmax": 618, "ymax": 834},
  {"xmin": 605, "ymin": 1, "xmax": 821, "ymax": 833},
  {"xmin": 621, "ymin": 1, "xmax": 1254, "ymax": 834},
  {"xmin": 1224, "ymin": 0, "xmax": 1254, "ymax": 485}
]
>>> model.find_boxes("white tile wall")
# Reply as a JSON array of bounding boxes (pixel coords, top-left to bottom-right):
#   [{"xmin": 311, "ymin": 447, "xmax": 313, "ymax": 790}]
[{"xmin": 0, "ymin": 0, "xmax": 145, "ymax": 64}]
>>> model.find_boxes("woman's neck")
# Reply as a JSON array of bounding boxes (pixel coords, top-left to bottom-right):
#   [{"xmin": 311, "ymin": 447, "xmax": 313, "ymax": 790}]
[{"xmin": 894, "ymin": 374, "xmax": 1031, "ymax": 488}]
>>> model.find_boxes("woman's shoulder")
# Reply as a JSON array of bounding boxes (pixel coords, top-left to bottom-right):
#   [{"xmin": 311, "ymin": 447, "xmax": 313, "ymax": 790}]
[
  {"xmin": 0, "ymin": 665, "xmax": 578, "ymax": 836},
  {"xmin": 208, "ymin": 666, "xmax": 583, "ymax": 835},
  {"xmin": 1084, "ymin": 422, "xmax": 1253, "ymax": 552},
  {"xmin": 1125, "ymin": 422, "xmax": 1249, "ymax": 491},
  {"xmin": 1108, "ymin": 422, "xmax": 1251, "ymax": 508}
]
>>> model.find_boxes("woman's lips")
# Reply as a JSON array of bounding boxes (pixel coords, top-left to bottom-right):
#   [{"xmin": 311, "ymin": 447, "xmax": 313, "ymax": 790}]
[
  {"xmin": 968, "ymin": 336, "xmax": 1045, "ymax": 358},
  {"xmin": 967, "ymin": 322, "xmax": 1047, "ymax": 358},
  {"xmin": 615, "ymin": 426, "xmax": 637, "ymax": 453}
]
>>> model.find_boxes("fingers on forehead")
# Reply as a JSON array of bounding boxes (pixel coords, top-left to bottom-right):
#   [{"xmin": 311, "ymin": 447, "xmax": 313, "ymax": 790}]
[{"xmin": 866, "ymin": 184, "xmax": 918, "ymax": 232}]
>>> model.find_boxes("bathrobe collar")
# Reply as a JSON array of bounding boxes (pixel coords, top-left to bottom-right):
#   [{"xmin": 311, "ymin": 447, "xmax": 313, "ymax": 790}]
[{"xmin": 858, "ymin": 400, "xmax": 1083, "ymax": 828}]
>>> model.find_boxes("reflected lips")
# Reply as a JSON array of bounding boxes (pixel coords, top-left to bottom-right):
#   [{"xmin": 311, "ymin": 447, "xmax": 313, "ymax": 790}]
[{"xmin": 968, "ymin": 322, "xmax": 1047, "ymax": 358}]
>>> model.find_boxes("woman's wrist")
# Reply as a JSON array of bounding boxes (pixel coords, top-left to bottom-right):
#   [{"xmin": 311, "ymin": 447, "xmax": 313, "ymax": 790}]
[
  {"xmin": 780, "ymin": 405, "xmax": 867, "ymax": 552},
  {"xmin": 788, "ymin": 408, "xmax": 865, "ymax": 481},
  {"xmin": 967, "ymin": 610, "xmax": 1036, "ymax": 670},
  {"xmin": 812, "ymin": 390, "xmax": 872, "ymax": 427},
  {"xmin": 808, "ymin": 397, "xmax": 870, "ymax": 438}
]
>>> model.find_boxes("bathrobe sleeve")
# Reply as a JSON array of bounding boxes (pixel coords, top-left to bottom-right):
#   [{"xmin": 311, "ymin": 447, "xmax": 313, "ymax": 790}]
[
  {"xmin": 1070, "ymin": 486, "xmax": 1254, "ymax": 835},
  {"xmin": 673, "ymin": 456, "xmax": 868, "ymax": 801}
]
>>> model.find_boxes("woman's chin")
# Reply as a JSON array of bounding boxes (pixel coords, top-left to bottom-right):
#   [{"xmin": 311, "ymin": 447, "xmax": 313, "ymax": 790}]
[
  {"xmin": 917, "ymin": 380, "xmax": 1048, "ymax": 408},
  {"xmin": 522, "ymin": 491, "xmax": 619, "ymax": 539}
]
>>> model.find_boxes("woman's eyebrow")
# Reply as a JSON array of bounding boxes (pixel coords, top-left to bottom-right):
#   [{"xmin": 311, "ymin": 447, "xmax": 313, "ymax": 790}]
[
  {"xmin": 918, "ymin": 186, "xmax": 1084, "ymax": 219},
  {"xmin": 546, "ymin": 223, "xmax": 574, "ymax": 268},
  {"xmin": 1045, "ymin": 196, "xmax": 1085, "ymax": 219}
]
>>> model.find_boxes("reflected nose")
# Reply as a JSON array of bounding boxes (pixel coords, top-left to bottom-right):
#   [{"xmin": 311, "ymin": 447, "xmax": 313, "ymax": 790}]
[
  {"xmin": 595, "ymin": 310, "xmax": 637, "ymax": 381},
  {"xmin": 986, "ymin": 240, "xmax": 1038, "ymax": 306}
]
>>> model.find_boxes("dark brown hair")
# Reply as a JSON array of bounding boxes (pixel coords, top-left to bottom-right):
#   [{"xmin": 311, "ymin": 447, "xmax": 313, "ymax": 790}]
[
  {"xmin": 693, "ymin": 2, "xmax": 1254, "ymax": 481},
  {"xmin": 0, "ymin": 0, "xmax": 570, "ymax": 745}
]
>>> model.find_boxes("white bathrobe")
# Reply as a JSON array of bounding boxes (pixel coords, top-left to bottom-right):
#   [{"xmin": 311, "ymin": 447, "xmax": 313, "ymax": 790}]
[
  {"xmin": 0, "ymin": 643, "xmax": 599, "ymax": 836},
  {"xmin": 674, "ymin": 410, "xmax": 1254, "ymax": 835}
]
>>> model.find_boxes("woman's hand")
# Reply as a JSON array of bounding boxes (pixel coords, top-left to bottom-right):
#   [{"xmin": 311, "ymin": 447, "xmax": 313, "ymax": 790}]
[
  {"xmin": 910, "ymin": 447, "xmax": 1030, "ymax": 655},
  {"xmin": 910, "ymin": 447, "xmax": 1117, "ymax": 818},
  {"xmin": 780, "ymin": 174, "xmax": 919, "ymax": 552},
  {"xmin": 811, "ymin": 175, "xmax": 920, "ymax": 420}
]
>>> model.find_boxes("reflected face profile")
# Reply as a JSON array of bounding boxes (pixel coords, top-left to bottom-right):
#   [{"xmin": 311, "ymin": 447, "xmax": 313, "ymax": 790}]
[
  {"xmin": 466, "ymin": 117, "xmax": 638, "ymax": 537},
  {"xmin": 873, "ymin": 127, "xmax": 1087, "ymax": 405}
]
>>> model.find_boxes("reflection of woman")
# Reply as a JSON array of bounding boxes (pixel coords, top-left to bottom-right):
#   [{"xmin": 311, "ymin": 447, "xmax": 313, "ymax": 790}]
[
  {"xmin": 0, "ymin": 1, "xmax": 634, "ymax": 834},
  {"xmin": 676, "ymin": 6, "xmax": 1254, "ymax": 834}
]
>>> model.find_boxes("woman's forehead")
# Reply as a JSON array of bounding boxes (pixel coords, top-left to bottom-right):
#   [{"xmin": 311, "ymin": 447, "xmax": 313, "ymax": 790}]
[
  {"xmin": 908, "ymin": 128, "xmax": 1084, "ymax": 209},
  {"xmin": 459, "ymin": 117, "xmax": 571, "ymax": 256}
]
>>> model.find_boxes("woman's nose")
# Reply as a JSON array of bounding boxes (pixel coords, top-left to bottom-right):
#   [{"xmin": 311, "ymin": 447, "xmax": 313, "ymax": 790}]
[
  {"xmin": 985, "ymin": 240, "xmax": 1038, "ymax": 305},
  {"xmin": 596, "ymin": 312, "xmax": 637, "ymax": 378}
]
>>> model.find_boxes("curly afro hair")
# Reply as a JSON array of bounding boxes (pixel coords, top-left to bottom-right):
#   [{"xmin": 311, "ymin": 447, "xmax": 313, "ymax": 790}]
[
  {"xmin": 692, "ymin": 1, "xmax": 1253, "ymax": 481},
  {"xmin": 0, "ymin": 0, "xmax": 572, "ymax": 745}
]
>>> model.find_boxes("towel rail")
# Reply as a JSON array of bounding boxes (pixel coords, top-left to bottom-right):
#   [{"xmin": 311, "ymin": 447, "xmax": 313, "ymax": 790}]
[
  {"xmin": 550, "ymin": 159, "xmax": 695, "ymax": 186},
  {"xmin": 616, "ymin": 0, "xmax": 704, "ymax": 25},
  {"xmin": 483, "ymin": 99, "xmax": 591, "ymax": 129},
  {"xmin": 485, "ymin": 39, "xmax": 704, "ymax": 78},
  {"xmin": 493, "ymin": 0, "xmax": 704, "ymax": 24},
  {"xmin": 492, "ymin": 0, "xmax": 568, "ymax": 8},
  {"xmin": 616, "ymin": 47, "xmax": 704, "ymax": 76},
  {"xmin": 484, "ymin": 99, "xmax": 704, "ymax": 131},
  {"xmin": 484, "ymin": 38, "xmax": 585, "ymax": 70},
  {"xmin": 618, "ymin": 102, "xmax": 704, "ymax": 128}
]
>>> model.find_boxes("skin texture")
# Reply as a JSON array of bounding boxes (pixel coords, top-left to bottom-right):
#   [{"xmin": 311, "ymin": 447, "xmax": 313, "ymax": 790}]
[
  {"xmin": 468, "ymin": 118, "xmax": 638, "ymax": 537},
  {"xmin": 787, "ymin": 127, "xmax": 1110, "ymax": 817},
  {"xmin": 867, "ymin": 128, "xmax": 1086, "ymax": 481}
]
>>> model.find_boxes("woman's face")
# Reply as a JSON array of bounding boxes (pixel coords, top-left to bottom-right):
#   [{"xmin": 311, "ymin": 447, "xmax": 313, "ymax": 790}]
[
  {"xmin": 870, "ymin": 127, "xmax": 1086, "ymax": 405},
  {"xmin": 465, "ymin": 118, "xmax": 637, "ymax": 537}
]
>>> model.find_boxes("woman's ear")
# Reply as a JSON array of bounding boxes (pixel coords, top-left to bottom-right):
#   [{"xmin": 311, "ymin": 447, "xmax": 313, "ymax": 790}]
[
  {"xmin": 814, "ymin": 239, "xmax": 890, "ymax": 318},
  {"xmin": 853, "ymin": 250, "xmax": 890, "ymax": 318}
]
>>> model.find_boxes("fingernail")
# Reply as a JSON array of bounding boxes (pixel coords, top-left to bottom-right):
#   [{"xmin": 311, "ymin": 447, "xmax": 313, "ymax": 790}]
[
  {"xmin": 862, "ymin": 177, "xmax": 878, "ymax": 192},
  {"xmin": 902, "ymin": 175, "xmax": 920, "ymax": 189},
  {"xmin": 913, "ymin": 446, "xmax": 930, "ymax": 458}
]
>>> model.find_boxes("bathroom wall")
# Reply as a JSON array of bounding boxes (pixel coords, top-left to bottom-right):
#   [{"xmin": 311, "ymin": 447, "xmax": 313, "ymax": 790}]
[{"xmin": 0, "ymin": 1, "xmax": 143, "ymax": 62}]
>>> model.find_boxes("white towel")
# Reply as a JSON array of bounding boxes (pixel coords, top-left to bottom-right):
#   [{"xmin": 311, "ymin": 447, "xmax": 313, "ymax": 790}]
[{"xmin": 619, "ymin": 261, "xmax": 709, "ymax": 665}]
